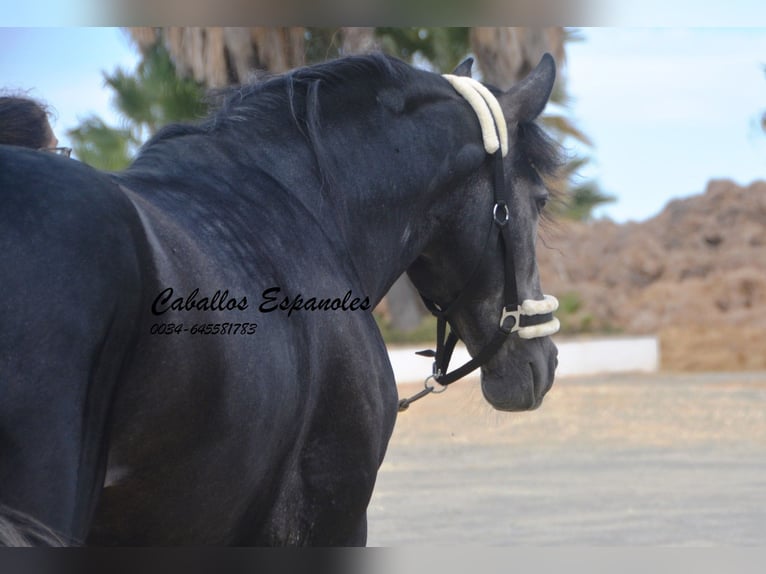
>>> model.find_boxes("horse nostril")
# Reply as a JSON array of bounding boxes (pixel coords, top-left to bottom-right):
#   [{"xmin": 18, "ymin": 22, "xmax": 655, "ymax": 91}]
[{"xmin": 528, "ymin": 361, "xmax": 539, "ymax": 408}]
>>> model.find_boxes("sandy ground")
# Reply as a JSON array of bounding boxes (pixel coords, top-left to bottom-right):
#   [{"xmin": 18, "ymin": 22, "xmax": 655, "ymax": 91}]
[{"xmin": 367, "ymin": 371, "xmax": 766, "ymax": 546}]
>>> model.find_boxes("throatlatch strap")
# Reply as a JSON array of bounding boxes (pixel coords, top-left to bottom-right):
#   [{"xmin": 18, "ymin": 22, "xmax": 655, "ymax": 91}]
[{"xmin": 433, "ymin": 327, "xmax": 509, "ymax": 386}]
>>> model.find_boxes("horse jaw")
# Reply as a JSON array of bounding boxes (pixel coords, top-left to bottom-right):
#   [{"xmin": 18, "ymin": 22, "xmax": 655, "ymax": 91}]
[{"xmin": 479, "ymin": 337, "xmax": 558, "ymax": 411}]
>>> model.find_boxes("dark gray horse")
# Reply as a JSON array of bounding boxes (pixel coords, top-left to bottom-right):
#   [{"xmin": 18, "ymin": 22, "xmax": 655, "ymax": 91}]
[{"xmin": 0, "ymin": 53, "xmax": 560, "ymax": 545}]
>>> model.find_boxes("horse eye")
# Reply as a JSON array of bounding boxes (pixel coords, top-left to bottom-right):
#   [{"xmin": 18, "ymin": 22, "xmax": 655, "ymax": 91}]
[{"xmin": 535, "ymin": 196, "xmax": 549, "ymax": 213}]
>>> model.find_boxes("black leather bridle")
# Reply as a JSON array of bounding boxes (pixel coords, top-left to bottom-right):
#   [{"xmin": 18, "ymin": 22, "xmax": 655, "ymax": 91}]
[{"xmin": 398, "ymin": 149, "xmax": 556, "ymax": 412}]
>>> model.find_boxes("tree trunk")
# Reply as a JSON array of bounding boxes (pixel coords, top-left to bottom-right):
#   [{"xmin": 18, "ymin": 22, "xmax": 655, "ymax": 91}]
[
  {"xmin": 470, "ymin": 27, "xmax": 565, "ymax": 89},
  {"xmin": 340, "ymin": 27, "xmax": 379, "ymax": 54},
  {"xmin": 385, "ymin": 276, "xmax": 429, "ymax": 332},
  {"xmin": 128, "ymin": 27, "xmax": 306, "ymax": 87}
]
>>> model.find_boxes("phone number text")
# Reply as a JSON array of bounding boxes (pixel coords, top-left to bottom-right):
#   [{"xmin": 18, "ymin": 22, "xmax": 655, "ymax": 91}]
[{"xmin": 150, "ymin": 322, "xmax": 258, "ymax": 335}]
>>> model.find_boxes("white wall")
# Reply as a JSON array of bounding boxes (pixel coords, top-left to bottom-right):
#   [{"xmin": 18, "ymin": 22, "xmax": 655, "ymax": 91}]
[{"xmin": 388, "ymin": 336, "xmax": 659, "ymax": 384}]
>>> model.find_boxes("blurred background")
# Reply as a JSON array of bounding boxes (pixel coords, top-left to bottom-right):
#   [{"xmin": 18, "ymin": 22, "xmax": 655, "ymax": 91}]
[{"xmin": 5, "ymin": 26, "xmax": 763, "ymax": 371}]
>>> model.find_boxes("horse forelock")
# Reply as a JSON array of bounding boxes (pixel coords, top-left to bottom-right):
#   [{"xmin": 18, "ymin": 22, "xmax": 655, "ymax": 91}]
[
  {"xmin": 511, "ymin": 120, "xmax": 565, "ymax": 230},
  {"xmin": 514, "ymin": 121, "xmax": 562, "ymax": 178}
]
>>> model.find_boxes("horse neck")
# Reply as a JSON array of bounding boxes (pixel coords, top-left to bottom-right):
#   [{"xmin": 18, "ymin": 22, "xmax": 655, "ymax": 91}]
[
  {"xmin": 320, "ymin": 108, "xmax": 483, "ymax": 305},
  {"xmin": 125, "ymin": 123, "xmax": 436, "ymax": 305},
  {"xmin": 123, "ymin": 74, "xmax": 484, "ymax": 306}
]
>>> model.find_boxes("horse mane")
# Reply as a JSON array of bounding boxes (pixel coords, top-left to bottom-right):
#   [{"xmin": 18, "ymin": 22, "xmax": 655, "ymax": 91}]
[
  {"xmin": 142, "ymin": 54, "xmax": 414, "ymax": 147},
  {"xmin": 136, "ymin": 53, "xmax": 563, "ymax": 208}
]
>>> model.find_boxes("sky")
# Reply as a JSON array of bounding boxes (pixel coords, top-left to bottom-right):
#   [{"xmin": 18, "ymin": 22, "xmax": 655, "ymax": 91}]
[
  {"xmin": 1, "ymin": 27, "xmax": 765, "ymax": 222},
  {"xmin": 566, "ymin": 28, "xmax": 766, "ymax": 221}
]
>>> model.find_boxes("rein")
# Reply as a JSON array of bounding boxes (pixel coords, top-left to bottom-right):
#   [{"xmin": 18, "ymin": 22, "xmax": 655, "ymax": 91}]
[{"xmin": 398, "ymin": 75, "xmax": 560, "ymax": 412}]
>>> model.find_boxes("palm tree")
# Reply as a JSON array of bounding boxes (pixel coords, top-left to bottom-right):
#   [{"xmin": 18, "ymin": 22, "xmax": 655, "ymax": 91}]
[
  {"xmin": 471, "ymin": 27, "xmax": 613, "ymax": 220},
  {"xmin": 67, "ymin": 37, "xmax": 206, "ymax": 170},
  {"xmin": 128, "ymin": 27, "xmax": 308, "ymax": 87}
]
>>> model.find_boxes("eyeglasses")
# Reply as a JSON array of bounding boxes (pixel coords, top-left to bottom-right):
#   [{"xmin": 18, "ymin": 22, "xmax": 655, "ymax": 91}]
[{"xmin": 40, "ymin": 146, "xmax": 72, "ymax": 158}]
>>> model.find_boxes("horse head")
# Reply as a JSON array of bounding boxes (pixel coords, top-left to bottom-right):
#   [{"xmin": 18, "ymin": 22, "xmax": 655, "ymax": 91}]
[{"xmin": 407, "ymin": 54, "xmax": 560, "ymax": 411}]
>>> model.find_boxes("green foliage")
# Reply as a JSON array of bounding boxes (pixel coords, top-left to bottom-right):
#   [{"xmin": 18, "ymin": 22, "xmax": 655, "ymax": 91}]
[
  {"xmin": 68, "ymin": 38, "xmax": 206, "ymax": 170},
  {"xmin": 545, "ymin": 156, "xmax": 615, "ymax": 221},
  {"xmin": 558, "ymin": 292, "xmax": 582, "ymax": 315},
  {"xmin": 555, "ymin": 291, "xmax": 622, "ymax": 336},
  {"xmin": 303, "ymin": 27, "xmax": 471, "ymax": 73},
  {"xmin": 376, "ymin": 28, "xmax": 470, "ymax": 72},
  {"xmin": 106, "ymin": 43, "xmax": 206, "ymax": 134},
  {"xmin": 303, "ymin": 28, "xmax": 343, "ymax": 63},
  {"xmin": 561, "ymin": 183, "xmax": 615, "ymax": 222},
  {"xmin": 374, "ymin": 311, "xmax": 437, "ymax": 345},
  {"xmin": 555, "ymin": 292, "xmax": 593, "ymax": 334},
  {"xmin": 67, "ymin": 117, "xmax": 134, "ymax": 171}
]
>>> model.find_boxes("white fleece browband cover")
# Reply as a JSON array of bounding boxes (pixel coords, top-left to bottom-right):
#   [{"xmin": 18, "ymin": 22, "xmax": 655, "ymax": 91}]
[
  {"xmin": 443, "ymin": 75, "xmax": 557, "ymax": 340},
  {"xmin": 519, "ymin": 295, "xmax": 560, "ymax": 340},
  {"xmin": 442, "ymin": 74, "xmax": 509, "ymax": 157}
]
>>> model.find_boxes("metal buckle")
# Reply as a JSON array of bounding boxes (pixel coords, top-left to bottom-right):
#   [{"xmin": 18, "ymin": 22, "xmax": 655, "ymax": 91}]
[
  {"xmin": 493, "ymin": 202, "xmax": 509, "ymax": 226},
  {"xmin": 499, "ymin": 305, "xmax": 521, "ymax": 333},
  {"xmin": 425, "ymin": 374, "xmax": 448, "ymax": 394}
]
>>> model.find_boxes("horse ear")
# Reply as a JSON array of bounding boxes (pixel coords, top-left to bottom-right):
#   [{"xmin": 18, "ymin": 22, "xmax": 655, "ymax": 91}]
[
  {"xmin": 452, "ymin": 57, "xmax": 474, "ymax": 78},
  {"xmin": 500, "ymin": 53, "xmax": 556, "ymax": 123}
]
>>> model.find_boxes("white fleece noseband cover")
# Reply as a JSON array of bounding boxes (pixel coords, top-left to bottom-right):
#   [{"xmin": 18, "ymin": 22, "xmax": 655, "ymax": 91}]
[
  {"xmin": 442, "ymin": 74, "xmax": 560, "ymax": 340},
  {"xmin": 518, "ymin": 295, "xmax": 560, "ymax": 339}
]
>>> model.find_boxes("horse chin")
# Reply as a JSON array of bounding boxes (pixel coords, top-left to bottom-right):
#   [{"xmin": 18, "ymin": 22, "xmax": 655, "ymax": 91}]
[{"xmin": 480, "ymin": 338, "xmax": 558, "ymax": 412}]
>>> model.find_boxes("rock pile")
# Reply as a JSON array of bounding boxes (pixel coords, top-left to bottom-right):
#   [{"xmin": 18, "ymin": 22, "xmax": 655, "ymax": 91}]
[{"xmin": 537, "ymin": 179, "xmax": 766, "ymax": 371}]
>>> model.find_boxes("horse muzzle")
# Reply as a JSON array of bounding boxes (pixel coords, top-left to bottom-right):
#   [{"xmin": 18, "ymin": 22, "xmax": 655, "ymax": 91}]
[{"xmin": 481, "ymin": 334, "xmax": 558, "ymax": 412}]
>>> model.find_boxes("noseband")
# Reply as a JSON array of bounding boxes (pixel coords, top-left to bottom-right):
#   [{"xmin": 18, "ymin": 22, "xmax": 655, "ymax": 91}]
[{"xmin": 398, "ymin": 75, "xmax": 559, "ymax": 412}]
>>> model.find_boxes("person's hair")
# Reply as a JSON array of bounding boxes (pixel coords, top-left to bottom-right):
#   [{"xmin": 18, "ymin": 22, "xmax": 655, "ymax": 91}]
[{"xmin": 0, "ymin": 94, "xmax": 55, "ymax": 149}]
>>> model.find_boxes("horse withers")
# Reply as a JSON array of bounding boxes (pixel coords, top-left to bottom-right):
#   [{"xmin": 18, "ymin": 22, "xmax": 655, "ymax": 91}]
[{"xmin": 0, "ymin": 52, "xmax": 560, "ymax": 545}]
